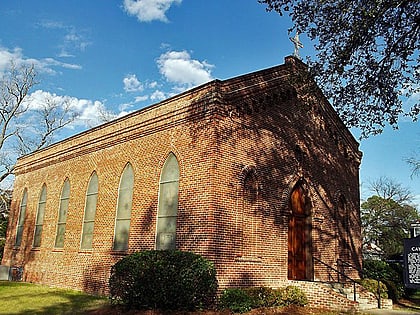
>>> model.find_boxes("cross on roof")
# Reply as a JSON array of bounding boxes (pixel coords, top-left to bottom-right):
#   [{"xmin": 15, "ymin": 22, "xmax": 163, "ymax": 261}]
[{"xmin": 290, "ymin": 32, "xmax": 303, "ymax": 59}]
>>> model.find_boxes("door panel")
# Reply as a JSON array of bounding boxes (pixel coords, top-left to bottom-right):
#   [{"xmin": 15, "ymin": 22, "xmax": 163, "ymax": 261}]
[{"xmin": 288, "ymin": 184, "xmax": 312, "ymax": 280}]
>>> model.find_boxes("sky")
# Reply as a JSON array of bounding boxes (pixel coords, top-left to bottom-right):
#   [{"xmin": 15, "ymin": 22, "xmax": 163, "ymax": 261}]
[{"xmin": 0, "ymin": 0, "xmax": 419, "ymax": 206}]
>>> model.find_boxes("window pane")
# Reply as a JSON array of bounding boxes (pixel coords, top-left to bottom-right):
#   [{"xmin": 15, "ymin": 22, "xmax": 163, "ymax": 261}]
[
  {"xmin": 55, "ymin": 223, "xmax": 66, "ymax": 248},
  {"xmin": 55, "ymin": 179, "xmax": 70, "ymax": 248},
  {"xmin": 156, "ymin": 153, "xmax": 179, "ymax": 251},
  {"xmin": 158, "ymin": 182, "xmax": 179, "ymax": 217},
  {"xmin": 156, "ymin": 216, "xmax": 177, "ymax": 233},
  {"xmin": 62, "ymin": 179, "xmax": 70, "ymax": 198},
  {"xmin": 81, "ymin": 173, "xmax": 98, "ymax": 250},
  {"xmin": 116, "ymin": 187, "xmax": 133, "ymax": 219},
  {"xmin": 160, "ymin": 153, "xmax": 179, "ymax": 182},
  {"xmin": 15, "ymin": 226, "xmax": 23, "ymax": 247},
  {"xmin": 113, "ymin": 164, "xmax": 133, "ymax": 251},
  {"xmin": 84, "ymin": 194, "xmax": 98, "ymax": 221},
  {"xmin": 120, "ymin": 164, "xmax": 134, "ymax": 189},
  {"xmin": 33, "ymin": 225, "xmax": 43, "ymax": 247},
  {"xmin": 33, "ymin": 185, "xmax": 47, "ymax": 247},
  {"xmin": 156, "ymin": 232, "xmax": 176, "ymax": 250},
  {"xmin": 15, "ymin": 189, "xmax": 28, "ymax": 246},
  {"xmin": 18, "ymin": 194, "xmax": 27, "ymax": 224},
  {"xmin": 58, "ymin": 198, "xmax": 69, "ymax": 222},
  {"xmin": 36, "ymin": 203, "xmax": 46, "ymax": 225},
  {"xmin": 113, "ymin": 219, "xmax": 130, "ymax": 251},
  {"xmin": 39, "ymin": 185, "xmax": 47, "ymax": 202},
  {"xmin": 81, "ymin": 221, "xmax": 94, "ymax": 249},
  {"xmin": 87, "ymin": 173, "xmax": 98, "ymax": 194}
]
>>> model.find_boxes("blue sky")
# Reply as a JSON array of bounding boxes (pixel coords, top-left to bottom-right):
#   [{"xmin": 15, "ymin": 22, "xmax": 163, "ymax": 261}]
[{"xmin": 0, "ymin": 0, "xmax": 419, "ymax": 206}]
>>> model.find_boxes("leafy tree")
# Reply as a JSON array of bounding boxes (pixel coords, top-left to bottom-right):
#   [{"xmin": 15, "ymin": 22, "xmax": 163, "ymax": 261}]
[
  {"xmin": 361, "ymin": 177, "xmax": 419, "ymax": 259},
  {"xmin": 259, "ymin": 0, "xmax": 419, "ymax": 137}
]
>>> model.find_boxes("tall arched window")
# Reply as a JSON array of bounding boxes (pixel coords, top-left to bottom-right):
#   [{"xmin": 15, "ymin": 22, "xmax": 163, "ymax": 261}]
[
  {"xmin": 113, "ymin": 163, "xmax": 134, "ymax": 251},
  {"xmin": 81, "ymin": 172, "xmax": 98, "ymax": 250},
  {"xmin": 15, "ymin": 188, "xmax": 28, "ymax": 246},
  {"xmin": 33, "ymin": 184, "xmax": 47, "ymax": 247},
  {"xmin": 240, "ymin": 166, "xmax": 259, "ymax": 256},
  {"xmin": 55, "ymin": 179, "xmax": 70, "ymax": 248},
  {"xmin": 156, "ymin": 153, "xmax": 179, "ymax": 250}
]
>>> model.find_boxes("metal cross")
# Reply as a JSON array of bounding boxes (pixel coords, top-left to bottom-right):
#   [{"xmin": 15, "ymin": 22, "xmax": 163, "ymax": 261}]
[{"xmin": 290, "ymin": 32, "xmax": 303, "ymax": 59}]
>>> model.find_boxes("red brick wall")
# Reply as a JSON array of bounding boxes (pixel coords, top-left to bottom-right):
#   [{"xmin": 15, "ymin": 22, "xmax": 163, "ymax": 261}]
[{"xmin": 2, "ymin": 57, "xmax": 362, "ymax": 298}]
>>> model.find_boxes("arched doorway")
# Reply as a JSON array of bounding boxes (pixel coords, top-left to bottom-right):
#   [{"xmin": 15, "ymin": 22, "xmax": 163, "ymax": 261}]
[{"xmin": 288, "ymin": 182, "xmax": 313, "ymax": 280}]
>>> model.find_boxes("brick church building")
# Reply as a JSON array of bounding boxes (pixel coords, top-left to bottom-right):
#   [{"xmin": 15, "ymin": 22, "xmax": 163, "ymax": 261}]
[{"xmin": 2, "ymin": 57, "xmax": 363, "ymax": 308}]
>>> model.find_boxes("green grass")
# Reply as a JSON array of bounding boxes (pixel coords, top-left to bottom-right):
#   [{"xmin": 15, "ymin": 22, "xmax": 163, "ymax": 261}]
[{"xmin": 0, "ymin": 281, "xmax": 108, "ymax": 315}]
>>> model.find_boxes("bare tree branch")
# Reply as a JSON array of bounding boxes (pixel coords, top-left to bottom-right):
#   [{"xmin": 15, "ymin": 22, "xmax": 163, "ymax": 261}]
[
  {"xmin": 368, "ymin": 176, "xmax": 413, "ymax": 204},
  {"xmin": 405, "ymin": 154, "xmax": 420, "ymax": 179},
  {"xmin": 0, "ymin": 62, "xmax": 80, "ymax": 187}
]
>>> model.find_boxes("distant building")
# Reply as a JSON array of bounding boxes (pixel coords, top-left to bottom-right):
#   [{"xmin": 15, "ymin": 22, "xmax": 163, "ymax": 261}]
[{"xmin": 2, "ymin": 57, "xmax": 363, "ymax": 309}]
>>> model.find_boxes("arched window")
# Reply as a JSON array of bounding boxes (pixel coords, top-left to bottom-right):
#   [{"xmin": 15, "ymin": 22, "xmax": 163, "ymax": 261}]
[
  {"xmin": 239, "ymin": 166, "xmax": 259, "ymax": 256},
  {"xmin": 33, "ymin": 184, "xmax": 47, "ymax": 247},
  {"xmin": 55, "ymin": 179, "xmax": 70, "ymax": 248},
  {"xmin": 81, "ymin": 172, "xmax": 98, "ymax": 250},
  {"xmin": 113, "ymin": 163, "xmax": 134, "ymax": 251},
  {"xmin": 156, "ymin": 153, "xmax": 179, "ymax": 250},
  {"xmin": 15, "ymin": 188, "xmax": 28, "ymax": 246}
]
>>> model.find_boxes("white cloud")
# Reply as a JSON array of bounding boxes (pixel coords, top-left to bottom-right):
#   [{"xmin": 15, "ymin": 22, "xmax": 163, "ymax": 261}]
[
  {"xmin": 123, "ymin": 0, "xmax": 182, "ymax": 22},
  {"xmin": 148, "ymin": 81, "xmax": 158, "ymax": 88},
  {"xmin": 123, "ymin": 74, "xmax": 144, "ymax": 92},
  {"xmin": 0, "ymin": 46, "xmax": 81, "ymax": 76},
  {"xmin": 39, "ymin": 20, "xmax": 91, "ymax": 58},
  {"xmin": 135, "ymin": 95, "xmax": 149, "ymax": 102},
  {"xmin": 26, "ymin": 90, "xmax": 109, "ymax": 128},
  {"xmin": 157, "ymin": 50, "xmax": 214, "ymax": 88},
  {"xmin": 150, "ymin": 90, "xmax": 166, "ymax": 101},
  {"xmin": 0, "ymin": 46, "xmax": 23, "ymax": 73}
]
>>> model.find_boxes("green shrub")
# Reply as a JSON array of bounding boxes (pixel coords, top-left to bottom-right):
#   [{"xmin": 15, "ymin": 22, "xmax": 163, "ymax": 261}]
[
  {"xmin": 109, "ymin": 250, "xmax": 218, "ymax": 311},
  {"xmin": 358, "ymin": 278, "xmax": 388, "ymax": 299},
  {"xmin": 219, "ymin": 286, "xmax": 307, "ymax": 313},
  {"xmin": 244, "ymin": 286, "xmax": 277, "ymax": 308},
  {"xmin": 219, "ymin": 288, "xmax": 254, "ymax": 313},
  {"xmin": 277, "ymin": 285, "xmax": 308, "ymax": 306},
  {"xmin": 363, "ymin": 259, "xmax": 404, "ymax": 301}
]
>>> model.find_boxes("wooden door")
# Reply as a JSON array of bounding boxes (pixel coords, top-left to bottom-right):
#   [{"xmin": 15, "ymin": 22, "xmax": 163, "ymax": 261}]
[{"xmin": 288, "ymin": 184, "xmax": 312, "ymax": 280}]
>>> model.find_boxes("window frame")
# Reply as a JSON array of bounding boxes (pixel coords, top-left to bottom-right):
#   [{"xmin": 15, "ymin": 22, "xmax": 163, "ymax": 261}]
[
  {"xmin": 80, "ymin": 172, "xmax": 99, "ymax": 250},
  {"xmin": 112, "ymin": 163, "xmax": 134, "ymax": 251},
  {"xmin": 54, "ymin": 179, "xmax": 70, "ymax": 248},
  {"xmin": 155, "ymin": 153, "xmax": 180, "ymax": 251},
  {"xmin": 15, "ymin": 188, "xmax": 28, "ymax": 247},
  {"xmin": 33, "ymin": 184, "xmax": 47, "ymax": 248}
]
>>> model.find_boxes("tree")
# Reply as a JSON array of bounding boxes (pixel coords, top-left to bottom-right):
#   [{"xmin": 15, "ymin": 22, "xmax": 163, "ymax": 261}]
[
  {"xmin": 361, "ymin": 177, "xmax": 419, "ymax": 259},
  {"xmin": 368, "ymin": 176, "xmax": 412, "ymax": 204},
  {"xmin": 0, "ymin": 190, "xmax": 11, "ymax": 261},
  {"xmin": 0, "ymin": 62, "xmax": 78, "ymax": 185},
  {"xmin": 405, "ymin": 153, "xmax": 419, "ymax": 178},
  {"xmin": 0, "ymin": 63, "xmax": 78, "ymax": 258},
  {"xmin": 259, "ymin": 0, "xmax": 419, "ymax": 138}
]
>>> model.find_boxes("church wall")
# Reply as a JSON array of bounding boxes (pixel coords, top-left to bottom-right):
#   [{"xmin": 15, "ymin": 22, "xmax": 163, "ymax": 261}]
[
  {"xmin": 2, "ymin": 58, "xmax": 362, "ymax": 295},
  {"xmin": 3, "ymin": 84, "xmax": 222, "ymax": 293}
]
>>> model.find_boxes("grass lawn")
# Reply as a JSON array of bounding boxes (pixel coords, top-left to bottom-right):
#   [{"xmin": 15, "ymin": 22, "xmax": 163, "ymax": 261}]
[
  {"xmin": 2, "ymin": 281, "xmax": 420, "ymax": 315},
  {"xmin": 0, "ymin": 281, "xmax": 108, "ymax": 315}
]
